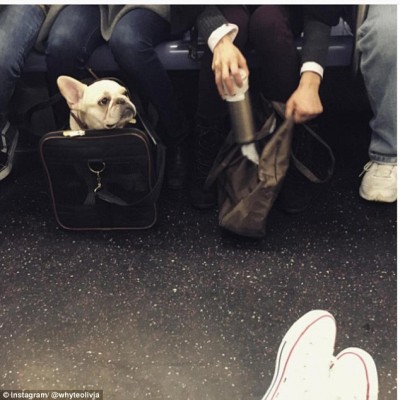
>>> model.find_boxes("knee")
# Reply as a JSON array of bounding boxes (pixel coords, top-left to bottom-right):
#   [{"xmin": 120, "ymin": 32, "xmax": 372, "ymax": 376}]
[
  {"xmin": 0, "ymin": 64, "xmax": 14, "ymax": 82},
  {"xmin": 373, "ymin": 20, "xmax": 396, "ymax": 63},
  {"xmin": 360, "ymin": 14, "xmax": 396, "ymax": 64},
  {"xmin": 0, "ymin": 44, "xmax": 21, "ymax": 79},
  {"xmin": 46, "ymin": 25, "xmax": 80, "ymax": 57},
  {"xmin": 109, "ymin": 31, "xmax": 153, "ymax": 62},
  {"xmin": 219, "ymin": 5, "xmax": 249, "ymax": 47},
  {"xmin": 250, "ymin": 6, "xmax": 290, "ymax": 39}
]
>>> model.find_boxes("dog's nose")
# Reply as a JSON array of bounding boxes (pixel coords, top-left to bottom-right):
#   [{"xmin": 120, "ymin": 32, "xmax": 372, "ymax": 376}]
[{"xmin": 122, "ymin": 107, "xmax": 135, "ymax": 119}]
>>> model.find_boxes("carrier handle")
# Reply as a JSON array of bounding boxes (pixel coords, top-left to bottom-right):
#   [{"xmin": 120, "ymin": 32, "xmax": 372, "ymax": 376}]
[{"xmin": 96, "ymin": 141, "xmax": 166, "ymax": 207}]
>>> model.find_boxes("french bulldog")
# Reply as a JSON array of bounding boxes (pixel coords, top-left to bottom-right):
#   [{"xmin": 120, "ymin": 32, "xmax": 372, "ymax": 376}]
[{"xmin": 57, "ymin": 76, "xmax": 137, "ymax": 130}]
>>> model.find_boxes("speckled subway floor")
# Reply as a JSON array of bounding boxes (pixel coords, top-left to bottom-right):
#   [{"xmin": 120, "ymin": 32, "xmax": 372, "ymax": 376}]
[{"xmin": 0, "ymin": 72, "xmax": 397, "ymax": 399}]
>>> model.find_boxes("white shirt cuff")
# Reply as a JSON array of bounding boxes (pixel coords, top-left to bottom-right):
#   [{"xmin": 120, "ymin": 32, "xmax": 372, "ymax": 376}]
[
  {"xmin": 300, "ymin": 62, "xmax": 324, "ymax": 79},
  {"xmin": 208, "ymin": 23, "xmax": 239, "ymax": 52}
]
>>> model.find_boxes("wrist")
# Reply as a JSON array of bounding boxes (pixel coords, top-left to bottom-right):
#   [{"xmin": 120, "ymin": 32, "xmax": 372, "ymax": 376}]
[
  {"xmin": 299, "ymin": 71, "xmax": 321, "ymax": 89},
  {"xmin": 208, "ymin": 23, "xmax": 238, "ymax": 52},
  {"xmin": 215, "ymin": 35, "xmax": 232, "ymax": 49}
]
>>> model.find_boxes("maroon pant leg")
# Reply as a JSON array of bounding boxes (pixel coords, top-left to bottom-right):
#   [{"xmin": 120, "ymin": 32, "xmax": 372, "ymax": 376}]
[{"xmin": 249, "ymin": 5, "xmax": 301, "ymax": 102}]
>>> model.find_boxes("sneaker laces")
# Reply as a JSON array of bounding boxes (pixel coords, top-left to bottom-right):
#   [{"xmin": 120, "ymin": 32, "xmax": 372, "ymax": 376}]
[{"xmin": 359, "ymin": 161, "xmax": 396, "ymax": 178}]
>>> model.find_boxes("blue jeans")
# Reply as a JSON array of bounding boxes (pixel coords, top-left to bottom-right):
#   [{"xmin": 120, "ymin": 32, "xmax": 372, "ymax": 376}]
[
  {"xmin": 45, "ymin": 5, "xmax": 102, "ymax": 90},
  {"xmin": 45, "ymin": 5, "xmax": 102, "ymax": 126},
  {"xmin": 109, "ymin": 8, "xmax": 181, "ymax": 142},
  {"xmin": 357, "ymin": 5, "xmax": 397, "ymax": 164},
  {"xmin": 0, "ymin": 5, "xmax": 44, "ymax": 113}
]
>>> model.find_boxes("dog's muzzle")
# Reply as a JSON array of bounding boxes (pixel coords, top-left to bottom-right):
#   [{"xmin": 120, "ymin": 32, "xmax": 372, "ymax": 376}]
[{"xmin": 122, "ymin": 106, "xmax": 136, "ymax": 119}]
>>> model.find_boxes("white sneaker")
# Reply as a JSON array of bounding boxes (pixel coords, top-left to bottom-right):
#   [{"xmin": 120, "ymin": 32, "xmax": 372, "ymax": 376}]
[
  {"xmin": 329, "ymin": 347, "xmax": 379, "ymax": 400},
  {"xmin": 261, "ymin": 310, "xmax": 337, "ymax": 400},
  {"xmin": 359, "ymin": 161, "xmax": 397, "ymax": 203}
]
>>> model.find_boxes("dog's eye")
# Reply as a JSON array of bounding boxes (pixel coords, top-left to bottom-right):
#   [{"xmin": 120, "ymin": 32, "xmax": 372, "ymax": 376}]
[
  {"xmin": 123, "ymin": 90, "xmax": 129, "ymax": 98},
  {"xmin": 99, "ymin": 97, "xmax": 109, "ymax": 106}
]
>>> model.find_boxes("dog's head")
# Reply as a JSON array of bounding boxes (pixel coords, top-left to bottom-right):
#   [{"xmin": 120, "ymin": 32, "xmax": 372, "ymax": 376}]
[{"xmin": 57, "ymin": 76, "xmax": 137, "ymax": 130}]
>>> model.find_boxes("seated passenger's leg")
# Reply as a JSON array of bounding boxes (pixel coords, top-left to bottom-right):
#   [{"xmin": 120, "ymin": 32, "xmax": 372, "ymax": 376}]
[
  {"xmin": 249, "ymin": 5, "xmax": 301, "ymax": 103},
  {"xmin": 45, "ymin": 5, "xmax": 102, "ymax": 127},
  {"xmin": 249, "ymin": 6, "xmax": 315, "ymax": 214},
  {"xmin": 0, "ymin": 5, "xmax": 45, "ymax": 181},
  {"xmin": 45, "ymin": 5, "xmax": 101, "ymax": 83},
  {"xmin": 0, "ymin": 5, "xmax": 45, "ymax": 113},
  {"xmin": 109, "ymin": 8, "xmax": 188, "ymax": 190},
  {"xmin": 358, "ymin": 5, "xmax": 397, "ymax": 202}
]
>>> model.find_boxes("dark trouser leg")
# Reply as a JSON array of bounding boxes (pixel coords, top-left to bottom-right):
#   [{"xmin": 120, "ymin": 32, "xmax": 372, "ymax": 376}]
[
  {"xmin": 191, "ymin": 6, "xmax": 250, "ymax": 208},
  {"xmin": 249, "ymin": 5, "xmax": 301, "ymax": 102},
  {"xmin": 249, "ymin": 6, "xmax": 323, "ymax": 213}
]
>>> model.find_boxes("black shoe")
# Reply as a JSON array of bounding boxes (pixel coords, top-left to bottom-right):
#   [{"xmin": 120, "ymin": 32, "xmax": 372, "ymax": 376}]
[
  {"xmin": 190, "ymin": 117, "xmax": 228, "ymax": 209},
  {"xmin": 275, "ymin": 123, "xmax": 332, "ymax": 214},
  {"xmin": 275, "ymin": 164, "xmax": 316, "ymax": 214},
  {"xmin": 0, "ymin": 117, "xmax": 19, "ymax": 181},
  {"xmin": 190, "ymin": 181, "xmax": 219, "ymax": 210},
  {"xmin": 166, "ymin": 143, "xmax": 188, "ymax": 190}
]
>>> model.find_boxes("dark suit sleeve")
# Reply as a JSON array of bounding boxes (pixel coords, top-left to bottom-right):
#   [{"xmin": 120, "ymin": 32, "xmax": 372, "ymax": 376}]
[
  {"xmin": 196, "ymin": 6, "xmax": 229, "ymax": 40},
  {"xmin": 301, "ymin": 6, "xmax": 344, "ymax": 68}
]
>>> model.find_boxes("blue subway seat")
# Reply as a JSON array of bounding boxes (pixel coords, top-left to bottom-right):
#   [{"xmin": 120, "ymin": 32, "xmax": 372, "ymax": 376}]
[{"xmin": 24, "ymin": 24, "xmax": 354, "ymax": 73}]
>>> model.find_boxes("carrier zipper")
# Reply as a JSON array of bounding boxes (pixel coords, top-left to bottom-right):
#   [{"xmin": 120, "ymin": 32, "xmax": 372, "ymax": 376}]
[{"xmin": 63, "ymin": 130, "xmax": 86, "ymax": 137}]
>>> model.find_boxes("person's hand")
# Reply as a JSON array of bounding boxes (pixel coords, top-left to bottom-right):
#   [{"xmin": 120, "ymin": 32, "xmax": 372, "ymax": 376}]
[
  {"xmin": 285, "ymin": 71, "xmax": 323, "ymax": 124},
  {"xmin": 212, "ymin": 36, "xmax": 249, "ymax": 98}
]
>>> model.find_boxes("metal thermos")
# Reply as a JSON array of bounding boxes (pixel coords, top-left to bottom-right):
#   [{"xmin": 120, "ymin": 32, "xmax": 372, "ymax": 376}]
[{"xmin": 224, "ymin": 69, "xmax": 255, "ymax": 144}]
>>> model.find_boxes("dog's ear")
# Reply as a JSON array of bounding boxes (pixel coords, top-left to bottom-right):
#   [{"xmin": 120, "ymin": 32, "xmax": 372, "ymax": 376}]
[{"xmin": 57, "ymin": 76, "xmax": 88, "ymax": 110}]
